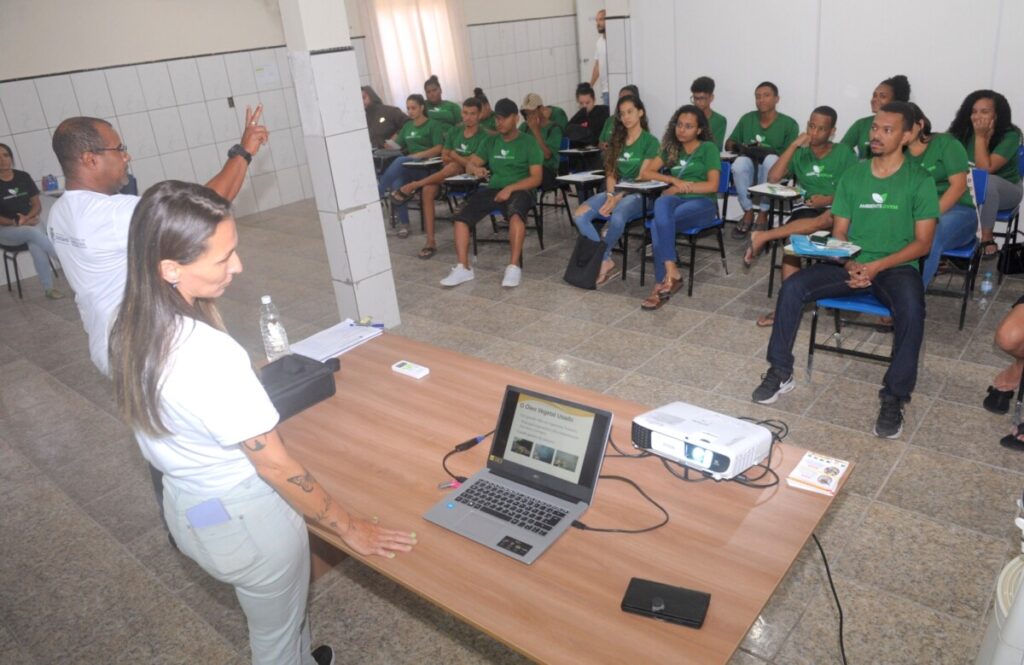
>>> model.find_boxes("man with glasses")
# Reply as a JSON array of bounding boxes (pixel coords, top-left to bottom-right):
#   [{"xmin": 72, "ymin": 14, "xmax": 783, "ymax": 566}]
[
  {"xmin": 690, "ymin": 77, "xmax": 727, "ymax": 150},
  {"xmin": 47, "ymin": 109, "xmax": 268, "ymax": 550}
]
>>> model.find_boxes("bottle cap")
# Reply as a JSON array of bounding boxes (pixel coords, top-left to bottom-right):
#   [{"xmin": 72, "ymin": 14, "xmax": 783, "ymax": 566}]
[{"xmin": 261, "ymin": 295, "xmax": 272, "ymax": 304}]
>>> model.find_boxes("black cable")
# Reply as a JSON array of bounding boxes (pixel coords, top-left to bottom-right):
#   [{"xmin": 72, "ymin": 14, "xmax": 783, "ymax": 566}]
[
  {"xmin": 606, "ymin": 435, "xmax": 651, "ymax": 458},
  {"xmin": 571, "ymin": 475, "xmax": 669, "ymax": 534},
  {"xmin": 441, "ymin": 429, "xmax": 495, "ymax": 483},
  {"xmin": 812, "ymin": 533, "xmax": 848, "ymax": 665},
  {"xmin": 660, "ymin": 456, "xmax": 711, "ymax": 482}
]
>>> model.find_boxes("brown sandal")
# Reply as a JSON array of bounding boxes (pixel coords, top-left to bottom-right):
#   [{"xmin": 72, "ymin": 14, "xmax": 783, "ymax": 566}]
[
  {"xmin": 656, "ymin": 275, "xmax": 684, "ymax": 298},
  {"xmin": 641, "ymin": 290, "xmax": 667, "ymax": 310}
]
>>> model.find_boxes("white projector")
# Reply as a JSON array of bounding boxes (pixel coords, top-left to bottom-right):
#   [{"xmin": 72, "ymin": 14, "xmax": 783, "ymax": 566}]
[{"xmin": 631, "ymin": 402, "xmax": 773, "ymax": 480}]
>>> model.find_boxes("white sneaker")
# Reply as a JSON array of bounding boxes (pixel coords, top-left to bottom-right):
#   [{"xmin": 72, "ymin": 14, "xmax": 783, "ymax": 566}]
[
  {"xmin": 440, "ymin": 264, "xmax": 474, "ymax": 287},
  {"xmin": 501, "ymin": 264, "xmax": 522, "ymax": 288}
]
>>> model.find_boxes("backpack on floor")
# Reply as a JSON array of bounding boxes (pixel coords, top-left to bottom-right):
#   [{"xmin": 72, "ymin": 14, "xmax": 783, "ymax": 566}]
[{"xmin": 563, "ymin": 236, "xmax": 607, "ymax": 290}]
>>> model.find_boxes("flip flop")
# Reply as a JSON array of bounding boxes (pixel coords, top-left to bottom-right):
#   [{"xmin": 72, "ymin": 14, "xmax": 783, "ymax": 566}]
[
  {"xmin": 743, "ymin": 236, "xmax": 765, "ymax": 267},
  {"xmin": 596, "ymin": 266, "xmax": 621, "ymax": 287},
  {"xmin": 391, "ymin": 189, "xmax": 414, "ymax": 205},
  {"xmin": 756, "ymin": 312, "xmax": 775, "ymax": 327},
  {"xmin": 641, "ymin": 290, "xmax": 667, "ymax": 310},
  {"xmin": 418, "ymin": 246, "xmax": 437, "ymax": 260},
  {"xmin": 999, "ymin": 422, "xmax": 1024, "ymax": 450},
  {"xmin": 981, "ymin": 240, "xmax": 999, "ymax": 261},
  {"xmin": 397, "ymin": 226, "xmax": 410, "ymax": 239}
]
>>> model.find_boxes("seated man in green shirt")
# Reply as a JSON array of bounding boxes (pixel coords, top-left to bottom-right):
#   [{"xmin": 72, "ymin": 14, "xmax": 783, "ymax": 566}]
[
  {"xmin": 752, "ymin": 102, "xmax": 938, "ymax": 439},
  {"xmin": 690, "ymin": 76, "xmax": 727, "ymax": 151},
  {"xmin": 519, "ymin": 93, "xmax": 564, "ymax": 190},
  {"xmin": 746, "ymin": 106, "xmax": 857, "ymax": 326},
  {"xmin": 440, "ymin": 98, "xmax": 543, "ymax": 289},
  {"xmin": 725, "ymin": 81, "xmax": 799, "ymax": 237}
]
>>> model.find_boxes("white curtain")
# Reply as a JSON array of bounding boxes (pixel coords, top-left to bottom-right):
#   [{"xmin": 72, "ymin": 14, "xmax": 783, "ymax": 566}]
[{"xmin": 361, "ymin": 0, "xmax": 473, "ymax": 108}]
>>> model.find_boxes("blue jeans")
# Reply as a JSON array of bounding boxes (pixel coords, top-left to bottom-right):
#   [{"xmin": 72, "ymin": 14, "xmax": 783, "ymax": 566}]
[
  {"xmin": 651, "ymin": 196, "xmax": 718, "ymax": 282},
  {"xmin": 377, "ymin": 155, "xmax": 416, "ymax": 226},
  {"xmin": 731, "ymin": 154, "xmax": 779, "ymax": 212},
  {"xmin": 574, "ymin": 192, "xmax": 644, "ymax": 260},
  {"xmin": 920, "ymin": 204, "xmax": 977, "ymax": 285},
  {"xmin": 163, "ymin": 474, "xmax": 316, "ymax": 665},
  {"xmin": 767, "ymin": 263, "xmax": 925, "ymax": 400},
  {"xmin": 0, "ymin": 224, "xmax": 57, "ymax": 289}
]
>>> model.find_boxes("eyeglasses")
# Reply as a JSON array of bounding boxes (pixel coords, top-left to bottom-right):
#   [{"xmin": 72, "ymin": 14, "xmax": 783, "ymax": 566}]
[
  {"xmin": 92, "ymin": 144, "xmax": 128, "ymax": 154},
  {"xmin": 690, "ymin": 95, "xmax": 710, "ymax": 103}
]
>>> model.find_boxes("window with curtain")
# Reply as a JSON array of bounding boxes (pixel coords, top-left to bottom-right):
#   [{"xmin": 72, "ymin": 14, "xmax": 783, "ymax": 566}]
[{"xmin": 360, "ymin": 0, "xmax": 473, "ymax": 107}]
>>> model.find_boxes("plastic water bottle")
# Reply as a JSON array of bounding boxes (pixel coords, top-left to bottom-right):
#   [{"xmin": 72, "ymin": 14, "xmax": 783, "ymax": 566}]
[
  {"xmin": 259, "ymin": 295, "xmax": 290, "ymax": 361},
  {"xmin": 979, "ymin": 272, "xmax": 994, "ymax": 311}
]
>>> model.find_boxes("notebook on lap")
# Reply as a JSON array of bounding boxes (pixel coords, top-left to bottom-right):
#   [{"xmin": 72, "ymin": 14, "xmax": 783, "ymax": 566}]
[{"xmin": 424, "ymin": 385, "xmax": 613, "ymax": 564}]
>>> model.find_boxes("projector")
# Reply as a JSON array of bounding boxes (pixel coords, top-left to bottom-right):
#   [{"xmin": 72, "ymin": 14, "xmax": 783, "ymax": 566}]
[{"xmin": 631, "ymin": 402, "xmax": 773, "ymax": 480}]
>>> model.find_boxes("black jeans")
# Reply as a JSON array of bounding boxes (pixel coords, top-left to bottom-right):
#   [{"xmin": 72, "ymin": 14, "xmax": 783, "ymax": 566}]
[{"xmin": 766, "ymin": 263, "xmax": 925, "ymax": 400}]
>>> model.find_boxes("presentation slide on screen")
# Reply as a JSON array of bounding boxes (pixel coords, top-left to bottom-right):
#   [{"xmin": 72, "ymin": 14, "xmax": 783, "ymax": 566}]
[{"xmin": 503, "ymin": 395, "xmax": 595, "ymax": 484}]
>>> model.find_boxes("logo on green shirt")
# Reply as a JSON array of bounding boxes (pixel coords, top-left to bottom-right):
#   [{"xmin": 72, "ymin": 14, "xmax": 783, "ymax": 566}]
[
  {"xmin": 621, "ymin": 151, "xmax": 632, "ymax": 161},
  {"xmin": 496, "ymin": 148, "xmax": 513, "ymax": 160},
  {"xmin": 755, "ymin": 134, "xmax": 765, "ymax": 143},
  {"xmin": 459, "ymin": 143, "xmax": 468, "ymax": 151},
  {"xmin": 860, "ymin": 192, "xmax": 898, "ymax": 210},
  {"xmin": 812, "ymin": 164, "xmax": 822, "ymax": 175}
]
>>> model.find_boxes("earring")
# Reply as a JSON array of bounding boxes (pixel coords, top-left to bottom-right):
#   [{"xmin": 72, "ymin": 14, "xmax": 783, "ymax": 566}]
[{"xmin": 170, "ymin": 282, "xmax": 179, "ymax": 289}]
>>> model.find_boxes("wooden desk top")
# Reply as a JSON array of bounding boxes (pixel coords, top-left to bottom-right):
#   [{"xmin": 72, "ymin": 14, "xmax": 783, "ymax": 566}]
[{"xmin": 279, "ymin": 335, "xmax": 844, "ymax": 665}]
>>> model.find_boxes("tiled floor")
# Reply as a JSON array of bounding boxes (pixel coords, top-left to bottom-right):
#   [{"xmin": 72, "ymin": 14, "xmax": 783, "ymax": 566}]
[{"xmin": 1, "ymin": 196, "xmax": 1021, "ymax": 664}]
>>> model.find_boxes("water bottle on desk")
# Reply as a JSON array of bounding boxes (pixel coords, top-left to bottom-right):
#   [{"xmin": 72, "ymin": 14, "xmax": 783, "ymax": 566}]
[
  {"xmin": 979, "ymin": 272, "xmax": 994, "ymax": 311},
  {"xmin": 259, "ymin": 295, "xmax": 291, "ymax": 361}
]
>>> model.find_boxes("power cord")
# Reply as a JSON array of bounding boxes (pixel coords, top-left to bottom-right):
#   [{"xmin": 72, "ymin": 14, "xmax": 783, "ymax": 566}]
[
  {"xmin": 812, "ymin": 533, "xmax": 848, "ymax": 665},
  {"xmin": 607, "ymin": 435, "xmax": 651, "ymax": 458},
  {"xmin": 441, "ymin": 429, "xmax": 495, "ymax": 483},
  {"xmin": 571, "ymin": 475, "xmax": 669, "ymax": 534}
]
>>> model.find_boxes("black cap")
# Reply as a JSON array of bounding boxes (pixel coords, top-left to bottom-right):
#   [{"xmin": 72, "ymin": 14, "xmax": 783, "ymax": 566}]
[{"xmin": 493, "ymin": 98, "xmax": 518, "ymax": 117}]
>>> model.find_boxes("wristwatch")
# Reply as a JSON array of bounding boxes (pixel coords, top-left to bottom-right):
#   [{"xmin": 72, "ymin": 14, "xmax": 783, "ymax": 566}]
[{"xmin": 228, "ymin": 144, "xmax": 252, "ymax": 164}]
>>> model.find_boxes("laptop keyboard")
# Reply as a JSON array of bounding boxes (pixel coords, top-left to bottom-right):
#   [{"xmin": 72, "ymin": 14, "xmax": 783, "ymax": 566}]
[{"xmin": 456, "ymin": 480, "xmax": 569, "ymax": 535}]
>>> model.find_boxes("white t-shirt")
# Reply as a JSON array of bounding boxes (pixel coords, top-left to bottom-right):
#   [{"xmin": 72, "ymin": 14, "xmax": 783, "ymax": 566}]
[
  {"xmin": 134, "ymin": 318, "xmax": 280, "ymax": 496},
  {"xmin": 593, "ymin": 34, "xmax": 608, "ymax": 96},
  {"xmin": 47, "ymin": 189, "xmax": 140, "ymax": 376}
]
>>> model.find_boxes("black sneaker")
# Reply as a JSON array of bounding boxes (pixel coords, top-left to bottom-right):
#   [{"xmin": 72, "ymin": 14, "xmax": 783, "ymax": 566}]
[
  {"xmin": 873, "ymin": 395, "xmax": 904, "ymax": 438},
  {"xmin": 312, "ymin": 645, "xmax": 335, "ymax": 665},
  {"xmin": 752, "ymin": 367, "xmax": 795, "ymax": 404}
]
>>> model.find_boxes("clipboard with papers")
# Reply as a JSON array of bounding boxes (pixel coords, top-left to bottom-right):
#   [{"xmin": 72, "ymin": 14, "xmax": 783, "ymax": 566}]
[{"xmin": 290, "ymin": 319, "xmax": 383, "ymax": 361}]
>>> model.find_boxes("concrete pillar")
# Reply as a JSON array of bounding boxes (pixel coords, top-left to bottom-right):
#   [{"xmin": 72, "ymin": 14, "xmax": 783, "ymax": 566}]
[{"xmin": 278, "ymin": 0, "xmax": 400, "ymax": 327}]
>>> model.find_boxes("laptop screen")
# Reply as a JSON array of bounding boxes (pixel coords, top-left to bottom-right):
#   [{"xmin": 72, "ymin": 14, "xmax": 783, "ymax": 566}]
[{"xmin": 487, "ymin": 386, "xmax": 613, "ymax": 504}]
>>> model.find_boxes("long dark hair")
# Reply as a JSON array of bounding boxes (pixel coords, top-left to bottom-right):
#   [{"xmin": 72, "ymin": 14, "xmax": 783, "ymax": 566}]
[
  {"xmin": 605, "ymin": 95, "xmax": 650, "ymax": 173},
  {"xmin": 109, "ymin": 180, "xmax": 232, "ymax": 436},
  {"xmin": 661, "ymin": 104, "xmax": 710, "ymax": 166},
  {"xmin": 948, "ymin": 90, "xmax": 1019, "ymax": 151},
  {"xmin": 362, "ymin": 85, "xmax": 383, "ymax": 106},
  {"xmin": 908, "ymin": 102, "xmax": 932, "ymax": 143},
  {"xmin": 0, "ymin": 142, "xmax": 13, "ymax": 164}
]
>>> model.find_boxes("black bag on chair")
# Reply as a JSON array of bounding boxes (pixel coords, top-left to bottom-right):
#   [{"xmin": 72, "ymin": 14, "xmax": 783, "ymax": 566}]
[
  {"xmin": 563, "ymin": 236, "xmax": 607, "ymax": 290},
  {"xmin": 999, "ymin": 243, "xmax": 1024, "ymax": 275}
]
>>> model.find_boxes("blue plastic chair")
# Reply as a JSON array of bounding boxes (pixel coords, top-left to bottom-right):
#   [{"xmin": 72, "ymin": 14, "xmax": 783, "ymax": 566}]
[
  {"xmin": 639, "ymin": 161, "xmax": 731, "ymax": 296},
  {"xmin": 996, "ymin": 145, "xmax": 1024, "ymax": 283}
]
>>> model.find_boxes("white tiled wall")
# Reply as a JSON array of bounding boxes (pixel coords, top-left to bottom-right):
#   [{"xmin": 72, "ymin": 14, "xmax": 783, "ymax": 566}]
[
  {"xmin": 0, "ymin": 46, "xmax": 312, "ymax": 221},
  {"xmin": 467, "ymin": 15, "xmax": 578, "ymax": 115},
  {"xmin": 353, "ymin": 38, "xmax": 372, "ymax": 89}
]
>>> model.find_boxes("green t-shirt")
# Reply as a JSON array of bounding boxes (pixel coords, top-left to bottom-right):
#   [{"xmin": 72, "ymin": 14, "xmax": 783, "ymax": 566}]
[
  {"xmin": 444, "ymin": 124, "xmax": 490, "ymax": 158},
  {"xmin": 548, "ymin": 106, "xmax": 569, "ymax": 132},
  {"xmin": 662, "ymin": 140, "xmax": 722, "ymax": 200},
  {"xmin": 610, "ymin": 130, "xmax": 660, "ymax": 181},
  {"xmin": 425, "ymin": 100, "xmax": 461, "ymax": 128},
  {"xmin": 599, "ymin": 116, "xmax": 615, "ymax": 144},
  {"xmin": 479, "ymin": 114, "xmax": 497, "ymax": 132},
  {"xmin": 831, "ymin": 159, "xmax": 939, "ymax": 267},
  {"xmin": 475, "ymin": 131, "xmax": 544, "ymax": 190},
  {"xmin": 396, "ymin": 118, "xmax": 445, "ymax": 155},
  {"xmin": 785, "ymin": 143, "xmax": 857, "ymax": 199},
  {"xmin": 965, "ymin": 130, "xmax": 1022, "ymax": 184},
  {"xmin": 907, "ymin": 133, "xmax": 972, "ymax": 207},
  {"xmin": 727, "ymin": 111, "xmax": 799, "ymax": 152},
  {"xmin": 708, "ymin": 110, "xmax": 727, "ymax": 151},
  {"xmin": 840, "ymin": 116, "xmax": 873, "ymax": 160},
  {"xmin": 518, "ymin": 120, "xmax": 563, "ymax": 172}
]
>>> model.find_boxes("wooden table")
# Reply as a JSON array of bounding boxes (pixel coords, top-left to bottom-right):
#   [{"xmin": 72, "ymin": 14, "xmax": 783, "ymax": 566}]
[{"xmin": 279, "ymin": 335, "xmax": 845, "ymax": 665}]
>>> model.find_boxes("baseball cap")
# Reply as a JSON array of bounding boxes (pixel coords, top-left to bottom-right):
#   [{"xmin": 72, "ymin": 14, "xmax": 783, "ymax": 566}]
[
  {"xmin": 493, "ymin": 98, "xmax": 518, "ymax": 117},
  {"xmin": 521, "ymin": 93, "xmax": 543, "ymax": 111}
]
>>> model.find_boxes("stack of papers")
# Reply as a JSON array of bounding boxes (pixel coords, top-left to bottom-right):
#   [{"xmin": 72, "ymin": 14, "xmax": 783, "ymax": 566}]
[
  {"xmin": 291, "ymin": 319, "xmax": 382, "ymax": 361},
  {"xmin": 786, "ymin": 451, "xmax": 850, "ymax": 496}
]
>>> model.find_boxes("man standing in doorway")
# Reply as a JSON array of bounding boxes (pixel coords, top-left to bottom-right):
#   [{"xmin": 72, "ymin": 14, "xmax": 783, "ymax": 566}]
[{"xmin": 589, "ymin": 9, "xmax": 609, "ymax": 106}]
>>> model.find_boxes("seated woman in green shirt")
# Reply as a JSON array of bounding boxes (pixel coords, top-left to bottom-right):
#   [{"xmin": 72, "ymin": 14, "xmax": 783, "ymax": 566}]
[
  {"xmin": 424, "ymin": 75, "xmax": 462, "ymax": 134},
  {"xmin": 948, "ymin": 90, "xmax": 1023, "ymax": 259},
  {"xmin": 639, "ymin": 105, "xmax": 721, "ymax": 310},
  {"xmin": 598, "ymin": 85, "xmax": 641, "ymax": 150},
  {"xmin": 393, "ymin": 98, "xmax": 490, "ymax": 259},
  {"xmin": 840, "ymin": 75, "xmax": 911, "ymax": 159},
  {"xmin": 572, "ymin": 95, "xmax": 659, "ymax": 286},
  {"xmin": 377, "ymin": 94, "xmax": 444, "ymax": 238},
  {"xmin": 906, "ymin": 103, "xmax": 974, "ymax": 284}
]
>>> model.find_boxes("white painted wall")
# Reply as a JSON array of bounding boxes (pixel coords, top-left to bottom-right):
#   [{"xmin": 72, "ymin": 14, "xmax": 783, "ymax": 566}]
[
  {"xmin": 462, "ymin": 0, "xmax": 576, "ymax": 25},
  {"xmin": 629, "ymin": 0, "xmax": 1022, "ymax": 143}
]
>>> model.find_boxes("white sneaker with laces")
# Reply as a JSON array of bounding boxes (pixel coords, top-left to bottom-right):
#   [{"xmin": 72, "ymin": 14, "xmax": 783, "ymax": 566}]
[
  {"xmin": 440, "ymin": 264, "xmax": 474, "ymax": 287},
  {"xmin": 501, "ymin": 264, "xmax": 522, "ymax": 287}
]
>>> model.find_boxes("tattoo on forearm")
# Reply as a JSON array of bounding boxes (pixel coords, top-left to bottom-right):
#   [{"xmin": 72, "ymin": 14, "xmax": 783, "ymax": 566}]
[
  {"xmin": 287, "ymin": 469, "xmax": 316, "ymax": 492},
  {"xmin": 243, "ymin": 438, "xmax": 266, "ymax": 452},
  {"xmin": 314, "ymin": 495, "xmax": 332, "ymax": 522}
]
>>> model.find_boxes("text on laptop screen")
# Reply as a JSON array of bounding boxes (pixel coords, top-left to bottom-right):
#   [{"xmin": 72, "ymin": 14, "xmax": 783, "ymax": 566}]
[{"xmin": 501, "ymin": 394, "xmax": 594, "ymax": 485}]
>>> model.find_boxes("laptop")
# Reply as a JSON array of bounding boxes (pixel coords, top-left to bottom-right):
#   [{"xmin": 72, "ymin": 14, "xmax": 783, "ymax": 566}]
[{"xmin": 424, "ymin": 385, "xmax": 613, "ymax": 564}]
